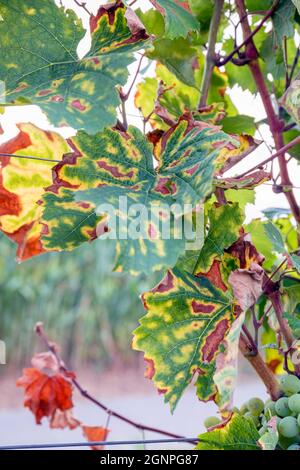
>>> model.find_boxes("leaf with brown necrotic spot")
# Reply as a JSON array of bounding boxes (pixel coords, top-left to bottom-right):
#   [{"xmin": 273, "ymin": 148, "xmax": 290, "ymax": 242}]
[{"xmin": 133, "ymin": 267, "xmax": 236, "ymax": 411}]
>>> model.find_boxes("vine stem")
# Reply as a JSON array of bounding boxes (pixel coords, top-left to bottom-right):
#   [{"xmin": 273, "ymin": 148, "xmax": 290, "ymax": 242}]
[
  {"xmin": 198, "ymin": 0, "xmax": 225, "ymax": 108},
  {"xmin": 239, "ymin": 334, "xmax": 281, "ymax": 400},
  {"xmin": 34, "ymin": 323, "xmax": 193, "ymax": 443},
  {"xmin": 235, "ymin": 0, "xmax": 300, "ymax": 224}
]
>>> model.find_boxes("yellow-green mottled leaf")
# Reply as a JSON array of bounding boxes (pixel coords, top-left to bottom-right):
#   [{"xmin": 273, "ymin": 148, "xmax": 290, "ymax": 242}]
[
  {"xmin": 133, "ymin": 267, "xmax": 236, "ymax": 411},
  {"xmin": 0, "ymin": 1, "xmax": 148, "ymax": 133},
  {"xmin": 0, "ymin": 123, "xmax": 69, "ymax": 261},
  {"xmin": 41, "ymin": 117, "xmax": 238, "ymax": 273}
]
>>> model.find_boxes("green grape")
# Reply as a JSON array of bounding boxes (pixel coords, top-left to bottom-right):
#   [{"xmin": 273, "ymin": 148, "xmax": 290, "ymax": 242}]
[
  {"xmin": 287, "ymin": 444, "xmax": 300, "ymax": 450},
  {"xmin": 297, "ymin": 414, "xmax": 300, "ymax": 427},
  {"xmin": 288, "ymin": 394, "xmax": 300, "ymax": 414},
  {"xmin": 204, "ymin": 416, "xmax": 220, "ymax": 429},
  {"xmin": 278, "ymin": 435, "xmax": 296, "ymax": 450},
  {"xmin": 247, "ymin": 397, "xmax": 264, "ymax": 416},
  {"xmin": 280, "ymin": 375, "xmax": 300, "ymax": 396},
  {"xmin": 264, "ymin": 400, "xmax": 276, "ymax": 417},
  {"xmin": 278, "ymin": 416, "xmax": 299, "ymax": 438},
  {"xmin": 244, "ymin": 411, "xmax": 260, "ymax": 427},
  {"xmin": 275, "ymin": 397, "xmax": 291, "ymax": 417},
  {"xmin": 240, "ymin": 403, "xmax": 249, "ymax": 415}
]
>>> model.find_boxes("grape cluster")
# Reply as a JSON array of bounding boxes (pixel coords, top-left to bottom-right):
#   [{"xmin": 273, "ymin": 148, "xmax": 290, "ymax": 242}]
[{"xmin": 204, "ymin": 375, "xmax": 300, "ymax": 450}]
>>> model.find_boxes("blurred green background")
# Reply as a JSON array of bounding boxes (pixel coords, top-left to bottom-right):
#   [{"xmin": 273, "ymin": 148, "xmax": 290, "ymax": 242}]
[{"xmin": 0, "ymin": 235, "xmax": 157, "ymax": 369}]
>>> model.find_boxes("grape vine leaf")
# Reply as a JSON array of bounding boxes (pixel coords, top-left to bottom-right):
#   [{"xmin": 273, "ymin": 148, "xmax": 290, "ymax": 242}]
[
  {"xmin": 281, "ymin": 74, "xmax": 300, "ymax": 127},
  {"xmin": 0, "ymin": 123, "xmax": 69, "ymax": 261},
  {"xmin": 194, "ymin": 203, "xmax": 244, "ymax": 274},
  {"xmin": 284, "ymin": 312, "xmax": 300, "ymax": 337},
  {"xmin": 272, "ymin": 0, "xmax": 295, "ymax": 44},
  {"xmin": 149, "ymin": 0, "xmax": 199, "ymax": 39},
  {"xmin": 132, "ymin": 267, "xmax": 236, "ymax": 411},
  {"xmin": 263, "ymin": 221, "xmax": 286, "ymax": 253},
  {"xmin": 147, "ymin": 38, "xmax": 198, "ymax": 87},
  {"xmin": 196, "ymin": 413, "xmax": 260, "ymax": 450},
  {"xmin": 246, "ymin": 220, "xmax": 277, "ymax": 270},
  {"xmin": 0, "ymin": 1, "xmax": 148, "ymax": 133},
  {"xmin": 135, "ymin": 57, "xmax": 239, "ymax": 128},
  {"xmin": 292, "ymin": 0, "xmax": 300, "ymax": 15},
  {"xmin": 221, "ymin": 115, "xmax": 256, "ymax": 136},
  {"xmin": 40, "ymin": 118, "xmax": 238, "ymax": 273}
]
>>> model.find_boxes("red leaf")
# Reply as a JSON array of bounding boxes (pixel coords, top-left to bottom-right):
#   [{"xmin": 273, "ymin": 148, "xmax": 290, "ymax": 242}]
[
  {"xmin": 82, "ymin": 426, "xmax": 110, "ymax": 451},
  {"xmin": 17, "ymin": 368, "xmax": 73, "ymax": 424},
  {"xmin": 50, "ymin": 409, "xmax": 81, "ymax": 430}
]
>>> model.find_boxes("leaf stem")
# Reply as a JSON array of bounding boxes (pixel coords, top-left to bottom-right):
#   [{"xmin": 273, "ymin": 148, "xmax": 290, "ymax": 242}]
[
  {"xmin": 239, "ymin": 334, "xmax": 281, "ymax": 400},
  {"xmin": 198, "ymin": 0, "xmax": 224, "ymax": 108}
]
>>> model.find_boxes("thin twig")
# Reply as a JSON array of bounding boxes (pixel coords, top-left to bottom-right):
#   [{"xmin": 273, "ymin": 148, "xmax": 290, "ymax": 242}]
[
  {"xmin": 123, "ymin": 54, "xmax": 145, "ymax": 101},
  {"xmin": 35, "ymin": 324, "xmax": 191, "ymax": 443},
  {"xmin": 234, "ymin": 135, "xmax": 300, "ymax": 179},
  {"xmin": 73, "ymin": 0, "xmax": 91, "ymax": 15},
  {"xmin": 217, "ymin": 0, "xmax": 279, "ymax": 66}
]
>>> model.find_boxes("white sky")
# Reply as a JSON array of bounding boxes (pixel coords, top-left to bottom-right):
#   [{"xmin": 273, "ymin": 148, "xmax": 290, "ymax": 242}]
[{"xmin": 0, "ymin": 0, "xmax": 299, "ymax": 222}]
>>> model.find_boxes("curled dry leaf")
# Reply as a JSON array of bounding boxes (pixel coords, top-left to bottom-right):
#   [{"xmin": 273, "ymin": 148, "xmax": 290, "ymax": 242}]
[
  {"xmin": 31, "ymin": 352, "xmax": 60, "ymax": 374},
  {"xmin": 228, "ymin": 262, "xmax": 264, "ymax": 311},
  {"xmin": 82, "ymin": 426, "xmax": 110, "ymax": 451},
  {"xmin": 16, "ymin": 368, "xmax": 74, "ymax": 424}
]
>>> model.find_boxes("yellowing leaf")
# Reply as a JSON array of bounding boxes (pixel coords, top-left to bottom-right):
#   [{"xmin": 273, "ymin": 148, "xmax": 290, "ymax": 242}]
[
  {"xmin": 0, "ymin": 123, "xmax": 69, "ymax": 261},
  {"xmin": 133, "ymin": 268, "xmax": 236, "ymax": 411}
]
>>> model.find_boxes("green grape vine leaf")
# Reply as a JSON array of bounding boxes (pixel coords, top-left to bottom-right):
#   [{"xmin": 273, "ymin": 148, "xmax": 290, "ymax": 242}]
[
  {"xmin": 0, "ymin": 1, "xmax": 148, "ymax": 133},
  {"xmin": 196, "ymin": 413, "xmax": 260, "ymax": 450},
  {"xmin": 194, "ymin": 203, "xmax": 244, "ymax": 274},
  {"xmin": 149, "ymin": 0, "xmax": 199, "ymax": 39},
  {"xmin": 40, "ymin": 117, "xmax": 238, "ymax": 273}
]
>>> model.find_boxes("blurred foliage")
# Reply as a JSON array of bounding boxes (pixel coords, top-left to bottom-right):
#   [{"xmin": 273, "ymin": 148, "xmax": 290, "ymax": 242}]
[{"xmin": 0, "ymin": 235, "xmax": 156, "ymax": 368}]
